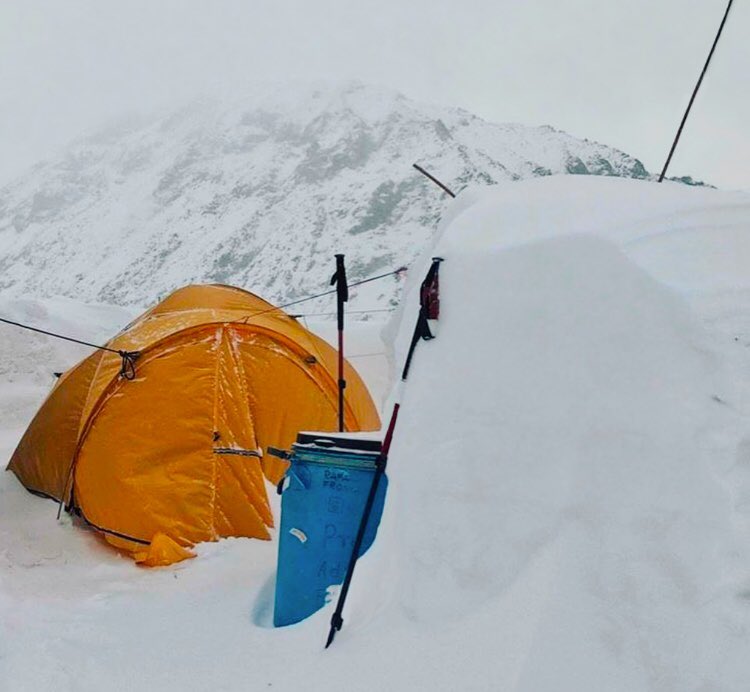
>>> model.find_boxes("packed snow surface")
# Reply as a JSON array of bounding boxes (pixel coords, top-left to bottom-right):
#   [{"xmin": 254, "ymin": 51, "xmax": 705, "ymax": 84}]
[{"xmin": 3, "ymin": 176, "xmax": 750, "ymax": 690}]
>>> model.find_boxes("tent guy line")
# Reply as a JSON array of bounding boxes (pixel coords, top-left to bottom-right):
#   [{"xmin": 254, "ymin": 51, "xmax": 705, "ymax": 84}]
[
  {"xmin": 0, "ymin": 315, "xmax": 141, "ymax": 380},
  {"xmin": 0, "ymin": 265, "xmax": 409, "ymax": 378},
  {"xmin": 290, "ymin": 308, "xmax": 395, "ymax": 318},
  {"xmin": 232, "ymin": 266, "xmax": 408, "ymax": 324}
]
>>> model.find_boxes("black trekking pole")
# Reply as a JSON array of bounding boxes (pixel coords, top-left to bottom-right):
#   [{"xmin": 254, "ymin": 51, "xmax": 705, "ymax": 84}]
[
  {"xmin": 330, "ymin": 254, "xmax": 349, "ymax": 432},
  {"xmin": 325, "ymin": 401, "xmax": 400, "ymax": 649},
  {"xmin": 402, "ymin": 257, "xmax": 443, "ymax": 380}
]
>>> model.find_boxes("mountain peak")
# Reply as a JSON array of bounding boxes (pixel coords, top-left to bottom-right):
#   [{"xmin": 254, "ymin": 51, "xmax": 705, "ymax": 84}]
[{"xmin": 0, "ymin": 83, "xmax": 665, "ymax": 310}]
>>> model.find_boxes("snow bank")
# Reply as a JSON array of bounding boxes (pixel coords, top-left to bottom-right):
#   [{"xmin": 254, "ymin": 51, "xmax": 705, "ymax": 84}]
[
  {"xmin": 352, "ymin": 177, "xmax": 750, "ymax": 690},
  {"xmin": 433, "ymin": 176, "xmax": 750, "ymax": 332},
  {"xmin": 360, "ymin": 235, "xmax": 746, "ymax": 689}
]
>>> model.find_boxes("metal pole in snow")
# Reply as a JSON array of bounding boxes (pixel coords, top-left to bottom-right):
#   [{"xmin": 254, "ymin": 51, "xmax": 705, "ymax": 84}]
[
  {"xmin": 412, "ymin": 163, "xmax": 456, "ymax": 198},
  {"xmin": 658, "ymin": 0, "xmax": 734, "ymax": 182}
]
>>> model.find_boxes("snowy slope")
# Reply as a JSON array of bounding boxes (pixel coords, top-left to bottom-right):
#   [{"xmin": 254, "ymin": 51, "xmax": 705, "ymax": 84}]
[
  {"xmin": 371, "ymin": 246, "xmax": 745, "ymax": 690},
  {"xmin": 363, "ymin": 176, "xmax": 750, "ymax": 690},
  {"xmin": 0, "ymin": 82, "xmax": 671, "ymax": 312},
  {"xmin": 3, "ymin": 176, "xmax": 750, "ymax": 690}
]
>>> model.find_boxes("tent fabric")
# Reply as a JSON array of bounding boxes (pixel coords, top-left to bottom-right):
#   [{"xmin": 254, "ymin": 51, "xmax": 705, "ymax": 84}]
[
  {"xmin": 134, "ymin": 533, "xmax": 196, "ymax": 567},
  {"xmin": 7, "ymin": 284, "xmax": 380, "ymax": 564}
]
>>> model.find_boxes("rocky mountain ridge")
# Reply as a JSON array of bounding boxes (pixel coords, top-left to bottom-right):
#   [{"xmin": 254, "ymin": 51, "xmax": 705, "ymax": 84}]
[{"xmin": 0, "ymin": 82, "xmax": 688, "ymax": 314}]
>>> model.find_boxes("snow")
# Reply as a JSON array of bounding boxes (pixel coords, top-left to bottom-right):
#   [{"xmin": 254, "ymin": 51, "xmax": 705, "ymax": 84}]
[
  {"xmin": 3, "ymin": 175, "xmax": 750, "ymax": 689},
  {"xmin": 376, "ymin": 237, "xmax": 745, "ymax": 689}
]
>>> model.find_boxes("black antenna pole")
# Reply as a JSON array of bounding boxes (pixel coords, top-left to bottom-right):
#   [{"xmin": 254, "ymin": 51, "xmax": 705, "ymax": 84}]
[
  {"xmin": 413, "ymin": 163, "xmax": 456, "ymax": 198},
  {"xmin": 330, "ymin": 254, "xmax": 349, "ymax": 432},
  {"xmin": 658, "ymin": 0, "xmax": 734, "ymax": 182}
]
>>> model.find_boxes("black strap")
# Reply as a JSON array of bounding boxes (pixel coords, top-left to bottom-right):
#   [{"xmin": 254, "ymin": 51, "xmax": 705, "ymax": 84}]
[
  {"xmin": 118, "ymin": 350, "xmax": 140, "ymax": 380},
  {"xmin": 330, "ymin": 254, "xmax": 349, "ymax": 313},
  {"xmin": 212, "ymin": 448, "xmax": 261, "ymax": 457}
]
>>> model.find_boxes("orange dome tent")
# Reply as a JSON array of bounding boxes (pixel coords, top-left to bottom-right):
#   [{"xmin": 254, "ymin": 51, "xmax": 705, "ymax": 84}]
[{"xmin": 7, "ymin": 284, "xmax": 380, "ymax": 566}]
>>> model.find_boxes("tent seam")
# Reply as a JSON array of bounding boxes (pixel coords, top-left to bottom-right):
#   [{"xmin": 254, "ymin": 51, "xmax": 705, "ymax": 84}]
[
  {"xmin": 227, "ymin": 330, "xmax": 272, "ymax": 526},
  {"xmin": 209, "ymin": 326, "xmax": 223, "ymax": 540},
  {"xmin": 217, "ymin": 457, "xmax": 272, "ymax": 531}
]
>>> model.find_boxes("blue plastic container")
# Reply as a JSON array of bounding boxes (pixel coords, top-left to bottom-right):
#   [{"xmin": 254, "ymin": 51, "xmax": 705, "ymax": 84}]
[{"xmin": 273, "ymin": 432, "xmax": 387, "ymax": 627}]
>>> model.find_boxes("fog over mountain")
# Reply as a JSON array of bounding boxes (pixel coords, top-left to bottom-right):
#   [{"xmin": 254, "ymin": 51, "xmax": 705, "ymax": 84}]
[{"xmin": 0, "ymin": 82, "xmax": 696, "ymax": 313}]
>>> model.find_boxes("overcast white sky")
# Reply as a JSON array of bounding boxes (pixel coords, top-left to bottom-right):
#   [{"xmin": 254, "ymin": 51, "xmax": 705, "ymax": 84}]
[{"xmin": 1, "ymin": 0, "xmax": 747, "ymax": 189}]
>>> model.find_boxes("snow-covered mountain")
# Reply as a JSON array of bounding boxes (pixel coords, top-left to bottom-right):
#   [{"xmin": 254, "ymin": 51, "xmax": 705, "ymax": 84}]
[{"xmin": 0, "ymin": 82, "xmax": 676, "ymax": 312}]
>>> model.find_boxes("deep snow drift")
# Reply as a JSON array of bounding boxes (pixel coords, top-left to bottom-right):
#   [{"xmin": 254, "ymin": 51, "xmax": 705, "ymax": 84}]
[
  {"xmin": 3, "ymin": 176, "xmax": 750, "ymax": 690},
  {"xmin": 373, "ymin": 237, "xmax": 748, "ymax": 690}
]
